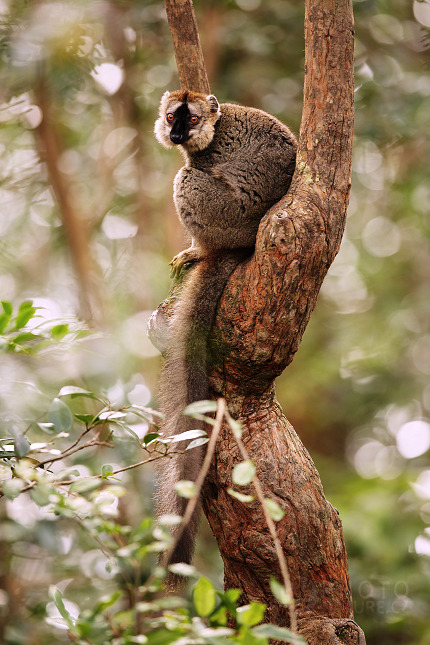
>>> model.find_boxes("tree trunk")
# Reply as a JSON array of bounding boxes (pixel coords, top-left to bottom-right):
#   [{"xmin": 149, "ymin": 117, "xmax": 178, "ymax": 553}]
[
  {"xmin": 156, "ymin": 0, "xmax": 365, "ymax": 642},
  {"xmin": 34, "ymin": 78, "xmax": 101, "ymax": 323},
  {"xmin": 164, "ymin": 0, "xmax": 210, "ymax": 94}
]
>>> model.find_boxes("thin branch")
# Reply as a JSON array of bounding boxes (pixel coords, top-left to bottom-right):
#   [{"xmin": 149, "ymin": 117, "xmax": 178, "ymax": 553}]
[
  {"xmin": 160, "ymin": 399, "xmax": 225, "ymax": 569},
  {"xmin": 225, "ymin": 408, "xmax": 298, "ymax": 638},
  {"xmin": 37, "ymin": 431, "xmax": 111, "ymax": 468},
  {"xmin": 55, "ymin": 454, "xmax": 164, "ymax": 485}
]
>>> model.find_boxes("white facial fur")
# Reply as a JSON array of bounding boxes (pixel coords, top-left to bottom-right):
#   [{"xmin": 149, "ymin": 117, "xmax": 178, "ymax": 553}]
[{"xmin": 154, "ymin": 92, "xmax": 221, "ymax": 153}]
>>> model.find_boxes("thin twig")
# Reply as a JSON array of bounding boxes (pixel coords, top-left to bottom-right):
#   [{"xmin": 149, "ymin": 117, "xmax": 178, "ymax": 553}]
[
  {"xmin": 0, "ymin": 442, "xmax": 178, "ymax": 499},
  {"xmin": 59, "ymin": 424, "xmax": 94, "ymax": 453},
  {"xmin": 225, "ymin": 408, "xmax": 298, "ymax": 638},
  {"xmin": 14, "ymin": 480, "xmax": 37, "ymax": 495},
  {"xmin": 55, "ymin": 454, "xmax": 164, "ymax": 485},
  {"xmin": 23, "ymin": 413, "xmax": 46, "ymax": 436},
  {"xmin": 37, "ymin": 426, "xmax": 107, "ymax": 468},
  {"xmin": 160, "ymin": 399, "xmax": 225, "ymax": 569}
]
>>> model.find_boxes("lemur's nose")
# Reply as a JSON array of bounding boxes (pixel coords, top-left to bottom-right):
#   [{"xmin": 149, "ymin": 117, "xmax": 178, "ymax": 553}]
[{"xmin": 170, "ymin": 132, "xmax": 188, "ymax": 144}]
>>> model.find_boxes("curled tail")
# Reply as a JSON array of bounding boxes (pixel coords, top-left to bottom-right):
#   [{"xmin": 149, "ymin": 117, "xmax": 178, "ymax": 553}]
[{"xmin": 156, "ymin": 250, "xmax": 250, "ymax": 574}]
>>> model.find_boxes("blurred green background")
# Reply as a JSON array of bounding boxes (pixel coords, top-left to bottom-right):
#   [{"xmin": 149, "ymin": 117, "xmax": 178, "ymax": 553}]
[{"xmin": 0, "ymin": 0, "xmax": 430, "ymax": 643}]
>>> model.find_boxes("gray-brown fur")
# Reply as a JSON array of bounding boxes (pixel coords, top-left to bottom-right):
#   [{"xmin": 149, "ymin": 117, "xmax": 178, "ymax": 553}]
[
  {"xmin": 154, "ymin": 91, "xmax": 297, "ymax": 577},
  {"xmin": 173, "ymin": 103, "xmax": 296, "ymax": 252},
  {"xmin": 156, "ymin": 252, "xmax": 250, "ymax": 571}
]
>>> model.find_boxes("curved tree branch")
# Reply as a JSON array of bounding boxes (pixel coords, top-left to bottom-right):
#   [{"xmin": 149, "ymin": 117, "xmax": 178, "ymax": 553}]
[{"xmin": 157, "ymin": 0, "xmax": 364, "ymax": 643}]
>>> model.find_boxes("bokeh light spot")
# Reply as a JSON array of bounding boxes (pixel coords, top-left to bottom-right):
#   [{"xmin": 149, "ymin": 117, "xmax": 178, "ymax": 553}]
[
  {"xmin": 362, "ymin": 216, "xmax": 401, "ymax": 257},
  {"xmin": 102, "ymin": 214, "xmax": 138, "ymax": 240},
  {"xmin": 396, "ymin": 420, "xmax": 430, "ymax": 459},
  {"xmin": 91, "ymin": 63, "xmax": 124, "ymax": 95}
]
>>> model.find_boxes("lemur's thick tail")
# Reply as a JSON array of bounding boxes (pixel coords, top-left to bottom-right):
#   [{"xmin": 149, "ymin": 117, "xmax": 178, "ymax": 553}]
[{"xmin": 156, "ymin": 250, "xmax": 250, "ymax": 582}]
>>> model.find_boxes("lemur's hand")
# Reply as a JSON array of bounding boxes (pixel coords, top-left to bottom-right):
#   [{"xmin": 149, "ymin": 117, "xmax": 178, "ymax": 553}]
[{"xmin": 170, "ymin": 246, "xmax": 202, "ymax": 279}]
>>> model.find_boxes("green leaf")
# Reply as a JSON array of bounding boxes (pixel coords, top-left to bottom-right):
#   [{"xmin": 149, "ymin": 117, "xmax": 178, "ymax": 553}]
[
  {"xmin": 232, "ymin": 460, "xmax": 255, "ymax": 486},
  {"xmin": 58, "ymin": 385, "xmax": 102, "ymax": 402},
  {"xmin": 8, "ymin": 424, "xmax": 30, "ymax": 458},
  {"xmin": 99, "ymin": 410, "xmax": 127, "ymax": 420},
  {"xmin": 64, "ymin": 385, "xmax": 94, "ymax": 396},
  {"xmin": 51, "ymin": 324, "xmax": 69, "ymax": 341},
  {"xmin": 55, "ymin": 468, "xmax": 80, "ymax": 481},
  {"xmin": 143, "ymin": 432, "xmax": 160, "ymax": 444},
  {"xmin": 36, "ymin": 422, "xmax": 56, "ymax": 434},
  {"xmin": 168, "ymin": 563, "xmax": 199, "ymax": 578},
  {"xmin": 74, "ymin": 414, "xmax": 95, "ymax": 424},
  {"xmin": 253, "ymin": 624, "xmax": 307, "ymax": 643},
  {"xmin": 1, "ymin": 301, "xmax": 12, "ymax": 316},
  {"xmin": 174, "ymin": 480, "xmax": 197, "ymax": 498},
  {"xmin": 17, "ymin": 300, "xmax": 34, "ymax": 311},
  {"xmin": 91, "ymin": 590, "xmax": 122, "ymax": 616},
  {"xmin": 169, "ymin": 429, "xmax": 207, "ymax": 443},
  {"xmin": 143, "ymin": 628, "xmax": 184, "ymax": 645},
  {"xmin": 224, "ymin": 588, "xmax": 241, "ymax": 603},
  {"xmin": 121, "ymin": 424, "xmax": 143, "ymax": 444},
  {"xmin": 0, "ymin": 303, "xmax": 12, "ymax": 333},
  {"xmin": 269, "ymin": 578, "xmax": 292, "ymax": 606},
  {"xmin": 127, "ymin": 407, "xmax": 162, "ymax": 425},
  {"xmin": 183, "ymin": 400, "xmax": 218, "ymax": 415},
  {"xmin": 14, "ymin": 433, "xmax": 31, "ymax": 458},
  {"xmin": 128, "ymin": 405, "xmax": 165, "ymax": 419},
  {"xmin": 236, "ymin": 625, "xmax": 268, "ymax": 645},
  {"xmin": 50, "ymin": 587, "xmax": 77, "ymax": 633},
  {"xmin": 264, "ymin": 498, "xmax": 285, "ymax": 522},
  {"xmin": 0, "ymin": 313, "xmax": 10, "ymax": 333},
  {"xmin": 101, "ymin": 464, "xmax": 114, "ymax": 477},
  {"xmin": 12, "ymin": 332, "xmax": 37, "ymax": 344},
  {"xmin": 74, "ymin": 618, "xmax": 92, "ymax": 638},
  {"xmin": 70, "ymin": 478, "xmax": 102, "ymax": 494},
  {"xmin": 2, "ymin": 478, "xmax": 25, "ymax": 500},
  {"xmin": 236, "ymin": 602, "xmax": 266, "ymax": 627},
  {"xmin": 227, "ymin": 488, "xmax": 255, "ymax": 503},
  {"xmin": 15, "ymin": 301, "xmax": 36, "ymax": 329},
  {"xmin": 30, "ymin": 484, "xmax": 52, "ymax": 507},
  {"xmin": 209, "ymin": 605, "xmax": 228, "ymax": 626},
  {"xmin": 215, "ymin": 588, "xmax": 240, "ymax": 620},
  {"xmin": 48, "ymin": 398, "xmax": 73, "ymax": 433},
  {"xmin": 193, "ymin": 576, "xmax": 216, "ymax": 617},
  {"xmin": 186, "ymin": 437, "xmax": 210, "ymax": 450}
]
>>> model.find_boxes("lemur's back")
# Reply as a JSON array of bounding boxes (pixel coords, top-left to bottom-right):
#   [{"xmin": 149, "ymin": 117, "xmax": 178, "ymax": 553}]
[{"xmin": 189, "ymin": 103, "xmax": 297, "ymax": 224}]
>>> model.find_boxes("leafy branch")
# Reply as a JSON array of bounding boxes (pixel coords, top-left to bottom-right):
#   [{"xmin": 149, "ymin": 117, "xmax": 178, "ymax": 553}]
[{"xmin": 159, "ymin": 399, "xmax": 305, "ymax": 645}]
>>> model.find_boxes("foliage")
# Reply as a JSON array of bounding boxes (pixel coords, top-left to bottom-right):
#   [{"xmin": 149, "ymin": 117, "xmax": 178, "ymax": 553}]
[
  {"xmin": 0, "ymin": 0, "xmax": 429, "ymax": 643},
  {"xmin": 0, "ymin": 305, "xmax": 302, "ymax": 644}
]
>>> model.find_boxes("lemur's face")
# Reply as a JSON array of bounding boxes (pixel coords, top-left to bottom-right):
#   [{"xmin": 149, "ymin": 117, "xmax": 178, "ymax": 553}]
[
  {"xmin": 165, "ymin": 102, "xmax": 201, "ymax": 146},
  {"xmin": 154, "ymin": 90, "xmax": 221, "ymax": 152}
]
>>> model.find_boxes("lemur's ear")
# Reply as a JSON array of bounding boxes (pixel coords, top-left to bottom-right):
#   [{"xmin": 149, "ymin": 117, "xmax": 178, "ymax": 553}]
[
  {"xmin": 161, "ymin": 91, "xmax": 170, "ymax": 102},
  {"xmin": 206, "ymin": 95, "xmax": 221, "ymax": 116}
]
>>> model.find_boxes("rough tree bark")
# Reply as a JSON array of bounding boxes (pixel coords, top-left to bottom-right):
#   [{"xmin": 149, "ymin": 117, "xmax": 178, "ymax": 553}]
[
  {"xmin": 156, "ymin": 0, "xmax": 366, "ymax": 643},
  {"xmin": 164, "ymin": 0, "xmax": 210, "ymax": 94}
]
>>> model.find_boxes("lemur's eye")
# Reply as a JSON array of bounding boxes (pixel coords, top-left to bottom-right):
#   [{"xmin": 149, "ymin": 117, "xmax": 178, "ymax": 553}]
[
  {"xmin": 190, "ymin": 115, "xmax": 199, "ymax": 125},
  {"xmin": 166, "ymin": 113, "xmax": 174, "ymax": 122}
]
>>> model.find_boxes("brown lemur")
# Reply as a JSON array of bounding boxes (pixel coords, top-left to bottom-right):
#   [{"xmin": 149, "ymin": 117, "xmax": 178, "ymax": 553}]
[{"xmin": 153, "ymin": 89, "xmax": 297, "ymax": 572}]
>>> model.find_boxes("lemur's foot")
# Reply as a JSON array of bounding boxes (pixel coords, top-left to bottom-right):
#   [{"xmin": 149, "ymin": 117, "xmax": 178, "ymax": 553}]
[{"xmin": 170, "ymin": 247, "xmax": 202, "ymax": 279}]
